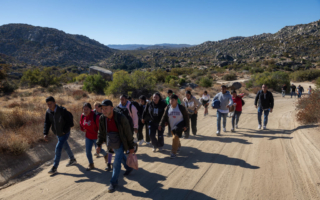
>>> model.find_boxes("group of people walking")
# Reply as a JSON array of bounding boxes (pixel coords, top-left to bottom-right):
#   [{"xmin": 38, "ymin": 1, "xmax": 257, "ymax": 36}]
[
  {"xmin": 42, "ymin": 84, "xmax": 275, "ymax": 193},
  {"xmin": 282, "ymin": 84, "xmax": 312, "ymax": 98}
]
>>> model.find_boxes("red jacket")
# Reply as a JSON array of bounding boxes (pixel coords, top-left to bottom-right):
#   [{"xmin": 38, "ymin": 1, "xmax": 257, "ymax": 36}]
[
  {"xmin": 80, "ymin": 111, "xmax": 100, "ymax": 140},
  {"xmin": 232, "ymin": 95, "xmax": 244, "ymax": 112}
]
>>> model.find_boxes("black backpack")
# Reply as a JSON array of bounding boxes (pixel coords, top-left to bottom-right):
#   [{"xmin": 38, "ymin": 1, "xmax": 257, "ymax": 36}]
[
  {"xmin": 129, "ymin": 101, "xmax": 141, "ymax": 114},
  {"xmin": 61, "ymin": 107, "xmax": 74, "ymax": 128},
  {"xmin": 241, "ymin": 99, "xmax": 245, "ymax": 106},
  {"xmin": 114, "ymin": 106, "xmax": 134, "ymax": 132}
]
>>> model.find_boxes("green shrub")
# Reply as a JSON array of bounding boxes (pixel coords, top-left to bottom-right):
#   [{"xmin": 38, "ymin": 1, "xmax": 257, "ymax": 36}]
[
  {"xmin": 248, "ymin": 71, "xmax": 290, "ymax": 92},
  {"xmin": 222, "ymin": 73, "xmax": 237, "ymax": 81},
  {"xmin": 199, "ymin": 77, "xmax": 213, "ymax": 88},
  {"xmin": 169, "ymin": 79, "xmax": 178, "ymax": 87},
  {"xmin": 179, "ymin": 78, "xmax": 186, "ymax": 85},
  {"xmin": 83, "ymin": 73, "xmax": 108, "ymax": 94},
  {"xmin": 20, "ymin": 67, "xmax": 61, "ymax": 88},
  {"xmin": 152, "ymin": 69, "xmax": 167, "ymax": 83},
  {"xmin": 316, "ymin": 77, "xmax": 320, "ymax": 88},
  {"xmin": 165, "ymin": 75, "xmax": 178, "ymax": 83},
  {"xmin": 290, "ymin": 70, "xmax": 320, "ymax": 82},
  {"xmin": 74, "ymin": 74, "xmax": 88, "ymax": 82}
]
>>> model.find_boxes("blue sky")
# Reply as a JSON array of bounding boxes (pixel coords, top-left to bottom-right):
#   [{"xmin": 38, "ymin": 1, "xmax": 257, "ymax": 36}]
[{"xmin": 1, "ymin": 0, "xmax": 320, "ymax": 45}]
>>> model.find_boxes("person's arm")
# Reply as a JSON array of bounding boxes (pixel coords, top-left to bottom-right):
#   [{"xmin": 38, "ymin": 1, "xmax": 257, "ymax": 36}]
[
  {"xmin": 194, "ymin": 97, "xmax": 202, "ymax": 111},
  {"xmin": 270, "ymin": 93, "xmax": 274, "ymax": 109},
  {"xmin": 228, "ymin": 94, "xmax": 234, "ymax": 107},
  {"xmin": 142, "ymin": 102, "xmax": 149, "ymax": 121},
  {"xmin": 166, "ymin": 96, "xmax": 170, "ymax": 105},
  {"xmin": 96, "ymin": 116, "xmax": 106, "ymax": 147},
  {"xmin": 213, "ymin": 93, "xmax": 219, "ymax": 101},
  {"xmin": 254, "ymin": 92, "xmax": 259, "ymax": 106},
  {"xmin": 131, "ymin": 105, "xmax": 139, "ymax": 129},
  {"xmin": 159, "ymin": 106, "xmax": 169, "ymax": 127},
  {"xmin": 121, "ymin": 115, "xmax": 134, "ymax": 150},
  {"xmin": 43, "ymin": 112, "xmax": 51, "ymax": 135}
]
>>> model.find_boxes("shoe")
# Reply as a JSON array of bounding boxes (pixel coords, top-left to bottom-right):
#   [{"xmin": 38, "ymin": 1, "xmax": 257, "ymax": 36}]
[
  {"xmin": 170, "ymin": 153, "xmax": 177, "ymax": 159},
  {"xmin": 231, "ymin": 128, "xmax": 235, "ymax": 132},
  {"xmin": 123, "ymin": 168, "xmax": 133, "ymax": 176},
  {"xmin": 258, "ymin": 125, "xmax": 261, "ymax": 130},
  {"xmin": 152, "ymin": 147, "xmax": 157, "ymax": 152},
  {"xmin": 146, "ymin": 142, "xmax": 151, "ymax": 145},
  {"xmin": 86, "ymin": 163, "xmax": 95, "ymax": 171},
  {"xmin": 94, "ymin": 153, "xmax": 98, "ymax": 156},
  {"xmin": 216, "ymin": 131, "xmax": 221, "ymax": 136},
  {"xmin": 236, "ymin": 125, "xmax": 238, "ymax": 129},
  {"xmin": 105, "ymin": 163, "xmax": 112, "ymax": 171},
  {"xmin": 223, "ymin": 128, "xmax": 226, "ymax": 132},
  {"xmin": 158, "ymin": 147, "xmax": 163, "ymax": 152},
  {"xmin": 138, "ymin": 139, "xmax": 144, "ymax": 146},
  {"xmin": 263, "ymin": 126, "xmax": 267, "ymax": 130},
  {"xmin": 48, "ymin": 166, "xmax": 57, "ymax": 175},
  {"xmin": 108, "ymin": 184, "xmax": 116, "ymax": 193},
  {"xmin": 167, "ymin": 133, "xmax": 172, "ymax": 137},
  {"xmin": 66, "ymin": 159, "xmax": 77, "ymax": 167}
]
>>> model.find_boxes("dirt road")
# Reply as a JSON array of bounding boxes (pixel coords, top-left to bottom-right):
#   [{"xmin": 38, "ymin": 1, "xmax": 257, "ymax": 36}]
[{"xmin": 1, "ymin": 88, "xmax": 320, "ymax": 200}]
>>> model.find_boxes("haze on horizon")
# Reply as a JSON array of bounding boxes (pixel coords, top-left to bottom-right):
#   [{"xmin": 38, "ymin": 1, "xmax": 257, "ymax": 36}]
[{"xmin": 0, "ymin": 0, "xmax": 320, "ymax": 46}]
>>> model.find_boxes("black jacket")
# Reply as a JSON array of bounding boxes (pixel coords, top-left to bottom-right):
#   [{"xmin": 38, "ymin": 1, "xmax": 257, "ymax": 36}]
[
  {"xmin": 43, "ymin": 106, "xmax": 70, "ymax": 137},
  {"xmin": 254, "ymin": 90, "xmax": 274, "ymax": 110},
  {"xmin": 96, "ymin": 111, "xmax": 134, "ymax": 151},
  {"xmin": 142, "ymin": 100, "xmax": 167, "ymax": 125}
]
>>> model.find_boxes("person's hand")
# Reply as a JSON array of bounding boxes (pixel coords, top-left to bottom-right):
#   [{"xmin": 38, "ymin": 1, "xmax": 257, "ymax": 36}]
[
  {"xmin": 129, "ymin": 149, "xmax": 135, "ymax": 154},
  {"xmin": 44, "ymin": 135, "xmax": 48, "ymax": 142},
  {"xmin": 194, "ymin": 110, "xmax": 197, "ymax": 114},
  {"xmin": 96, "ymin": 146, "xmax": 101, "ymax": 154},
  {"xmin": 158, "ymin": 126, "xmax": 162, "ymax": 131},
  {"xmin": 226, "ymin": 105, "xmax": 230, "ymax": 108},
  {"xmin": 183, "ymin": 127, "xmax": 187, "ymax": 131},
  {"xmin": 255, "ymin": 105, "xmax": 257, "ymax": 109},
  {"xmin": 234, "ymin": 103, "xmax": 237, "ymax": 106},
  {"xmin": 270, "ymin": 109, "xmax": 273, "ymax": 113},
  {"xmin": 141, "ymin": 119, "xmax": 145, "ymax": 124},
  {"xmin": 134, "ymin": 128, "xmax": 138, "ymax": 133}
]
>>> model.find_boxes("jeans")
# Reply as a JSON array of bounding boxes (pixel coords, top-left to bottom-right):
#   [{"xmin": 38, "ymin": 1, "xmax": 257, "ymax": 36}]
[
  {"xmin": 110, "ymin": 144, "xmax": 132, "ymax": 185},
  {"xmin": 258, "ymin": 107, "xmax": 270, "ymax": 126},
  {"xmin": 53, "ymin": 132, "xmax": 74, "ymax": 168},
  {"xmin": 298, "ymin": 91, "xmax": 302, "ymax": 98},
  {"xmin": 282, "ymin": 90, "xmax": 286, "ymax": 97},
  {"xmin": 291, "ymin": 91, "xmax": 296, "ymax": 98},
  {"xmin": 217, "ymin": 111, "xmax": 228, "ymax": 132},
  {"xmin": 172, "ymin": 132, "xmax": 181, "ymax": 155},
  {"xmin": 138, "ymin": 119, "xmax": 150, "ymax": 142},
  {"xmin": 232, "ymin": 111, "xmax": 242, "ymax": 128},
  {"xmin": 85, "ymin": 138, "xmax": 107, "ymax": 164},
  {"xmin": 185, "ymin": 113, "xmax": 197, "ymax": 137},
  {"xmin": 148, "ymin": 122, "xmax": 164, "ymax": 148}
]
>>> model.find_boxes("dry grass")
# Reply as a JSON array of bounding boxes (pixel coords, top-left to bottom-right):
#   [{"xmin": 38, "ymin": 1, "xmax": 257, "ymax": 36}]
[{"xmin": 296, "ymin": 90, "xmax": 320, "ymax": 124}]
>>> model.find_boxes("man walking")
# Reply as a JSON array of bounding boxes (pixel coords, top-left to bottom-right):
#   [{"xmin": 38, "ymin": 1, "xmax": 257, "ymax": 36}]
[
  {"xmin": 298, "ymin": 85, "xmax": 304, "ymax": 98},
  {"xmin": 183, "ymin": 90, "xmax": 201, "ymax": 138},
  {"xmin": 282, "ymin": 84, "xmax": 287, "ymax": 97},
  {"xmin": 118, "ymin": 95, "xmax": 138, "ymax": 139},
  {"xmin": 96, "ymin": 100, "xmax": 135, "ymax": 193},
  {"xmin": 43, "ymin": 96, "xmax": 77, "ymax": 175},
  {"xmin": 290, "ymin": 84, "xmax": 297, "ymax": 98},
  {"xmin": 212, "ymin": 85, "xmax": 233, "ymax": 136},
  {"xmin": 254, "ymin": 84, "xmax": 274, "ymax": 130}
]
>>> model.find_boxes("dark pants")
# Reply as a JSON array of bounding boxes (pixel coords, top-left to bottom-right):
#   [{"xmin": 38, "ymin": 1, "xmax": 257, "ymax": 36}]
[
  {"xmin": 54, "ymin": 132, "xmax": 74, "ymax": 168},
  {"xmin": 232, "ymin": 111, "xmax": 242, "ymax": 128},
  {"xmin": 258, "ymin": 107, "xmax": 270, "ymax": 126},
  {"xmin": 138, "ymin": 119, "xmax": 150, "ymax": 142},
  {"xmin": 185, "ymin": 113, "xmax": 197, "ymax": 137},
  {"xmin": 148, "ymin": 122, "xmax": 164, "ymax": 148}
]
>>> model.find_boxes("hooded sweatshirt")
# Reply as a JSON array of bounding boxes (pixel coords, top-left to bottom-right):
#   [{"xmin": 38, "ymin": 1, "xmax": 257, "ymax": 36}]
[
  {"xmin": 183, "ymin": 96, "xmax": 202, "ymax": 115},
  {"xmin": 80, "ymin": 111, "xmax": 100, "ymax": 140},
  {"xmin": 213, "ymin": 91, "xmax": 233, "ymax": 113},
  {"xmin": 118, "ymin": 100, "xmax": 138, "ymax": 129}
]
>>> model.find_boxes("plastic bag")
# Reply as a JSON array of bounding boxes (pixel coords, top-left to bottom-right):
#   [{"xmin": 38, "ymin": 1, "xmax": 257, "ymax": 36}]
[{"xmin": 126, "ymin": 153, "xmax": 138, "ymax": 170}]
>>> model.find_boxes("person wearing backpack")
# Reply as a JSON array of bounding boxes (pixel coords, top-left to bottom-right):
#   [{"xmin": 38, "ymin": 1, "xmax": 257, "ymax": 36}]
[
  {"xmin": 142, "ymin": 92, "xmax": 167, "ymax": 152},
  {"xmin": 254, "ymin": 84, "xmax": 274, "ymax": 130},
  {"xmin": 231, "ymin": 90, "xmax": 246, "ymax": 132},
  {"xmin": 43, "ymin": 96, "xmax": 77, "ymax": 175},
  {"xmin": 137, "ymin": 95, "xmax": 150, "ymax": 146},
  {"xmin": 183, "ymin": 90, "xmax": 201, "ymax": 138},
  {"xmin": 93, "ymin": 102, "xmax": 102, "ymax": 115},
  {"xmin": 118, "ymin": 95, "xmax": 139, "ymax": 139},
  {"xmin": 96, "ymin": 100, "xmax": 135, "ymax": 193},
  {"xmin": 159, "ymin": 94, "xmax": 189, "ymax": 159}
]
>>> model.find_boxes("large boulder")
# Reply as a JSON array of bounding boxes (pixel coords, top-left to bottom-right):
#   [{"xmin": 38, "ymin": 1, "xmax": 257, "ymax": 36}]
[{"xmin": 227, "ymin": 82, "xmax": 242, "ymax": 90}]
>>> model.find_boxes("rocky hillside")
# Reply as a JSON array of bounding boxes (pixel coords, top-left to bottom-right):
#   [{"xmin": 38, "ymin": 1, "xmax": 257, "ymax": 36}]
[
  {"xmin": 0, "ymin": 24, "xmax": 115, "ymax": 67},
  {"xmin": 108, "ymin": 44, "xmax": 193, "ymax": 50}
]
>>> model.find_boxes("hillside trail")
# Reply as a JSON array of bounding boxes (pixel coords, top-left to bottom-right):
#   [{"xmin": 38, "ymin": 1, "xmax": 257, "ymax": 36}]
[{"xmin": 1, "ymin": 82, "xmax": 320, "ymax": 200}]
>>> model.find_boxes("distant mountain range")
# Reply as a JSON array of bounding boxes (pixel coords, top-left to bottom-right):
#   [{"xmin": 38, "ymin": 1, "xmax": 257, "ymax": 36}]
[{"xmin": 108, "ymin": 44, "xmax": 194, "ymax": 50}]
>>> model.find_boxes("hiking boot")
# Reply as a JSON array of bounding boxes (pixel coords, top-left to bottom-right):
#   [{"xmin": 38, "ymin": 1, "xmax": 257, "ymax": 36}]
[
  {"xmin": 86, "ymin": 163, "xmax": 95, "ymax": 171},
  {"xmin": 105, "ymin": 163, "xmax": 112, "ymax": 171},
  {"xmin": 170, "ymin": 153, "xmax": 177, "ymax": 159},
  {"xmin": 216, "ymin": 131, "xmax": 221, "ymax": 136},
  {"xmin": 48, "ymin": 166, "xmax": 57, "ymax": 175},
  {"xmin": 123, "ymin": 168, "xmax": 133, "ymax": 176},
  {"xmin": 258, "ymin": 125, "xmax": 262, "ymax": 130},
  {"xmin": 108, "ymin": 184, "xmax": 116, "ymax": 193},
  {"xmin": 138, "ymin": 139, "xmax": 144, "ymax": 146},
  {"xmin": 94, "ymin": 153, "xmax": 99, "ymax": 158},
  {"xmin": 66, "ymin": 159, "xmax": 77, "ymax": 167}
]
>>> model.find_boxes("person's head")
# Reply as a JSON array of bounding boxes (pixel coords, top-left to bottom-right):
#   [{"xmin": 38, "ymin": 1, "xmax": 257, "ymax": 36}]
[
  {"xmin": 170, "ymin": 94, "xmax": 179, "ymax": 107},
  {"xmin": 262, "ymin": 84, "xmax": 268, "ymax": 92},
  {"xmin": 83, "ymin": 102, "xmax": 92, "ymax": 116},
  {"xmin": 167, "ymin": 89, "xmax": 173, "ymax": 97},
  {"xmin": 128, "ymin": 96, "xmax": 132, "ymax": 101},
  {"xmin": 309, "ymin": 86, "xmax": 311, "ymax": 88},
  {"xmin": 185, "ymin": 90, "xmax": 192, "ymax": 100},
  {"xmin": 153, "ymin": 92, "xmax": 162, "ymax": 104},
  {"xmin": 204, "ymin": 90, "xmax": 208, "ymax": 95},
  {"xmin": 221, "ymin": 85, "xmax": 227, "ymax": 94},
  {"xmin": 139, "ymin": 95, "xmax": 147, "ymax": 105},
  {"xmin": 100, "ymin": 100, "xmax": 113, "ymax": 117},
  {"xmin": 292, "ymin": 83, "xmax": 294, "ymax": 86},
  {"xmin": 232, "ymin": 90, "xmax": 237, "ymax": 98},
  {"xmin": 120, "ymin": 94, "xmax": 128, "ymax": 106},
  {"xmin": 94, "ymin": 102, "xmax": 101, "ymax": 112},
  {"xmin": 46, "ymin": 96, "xmax": 56, "ymax": 111}
]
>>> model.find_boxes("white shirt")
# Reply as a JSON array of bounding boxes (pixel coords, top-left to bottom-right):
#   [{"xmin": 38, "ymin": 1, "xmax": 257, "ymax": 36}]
[
  {"xmin": 201, "ymin": 94, "xmax": 210, "ymax": 101},
  {"xmin": 168, "ymin": 105, "xmax": 184, "ymax": 129}
]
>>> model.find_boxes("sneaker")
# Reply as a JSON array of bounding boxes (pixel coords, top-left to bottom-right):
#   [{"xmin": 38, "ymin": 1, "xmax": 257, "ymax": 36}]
[
  {"xmin": 223, "ymin": 128, "xmax": 226, "ymax": 132},
  {"xmin": 236, "ymin": 125, "xmax": 238, "ymax": 129},
  {"xmin": 152, "ymin": 147, "xmax": 157, "ymax": 152},
  {"xmin": 94, "ymin": 153, "xmax": 98, "ymax": 156},
  {"xmin": 231, "ymin": 128, "xmax": 235, "ymax": 132},
  {"xmin": 105, "ymin": 163, "xmax": 112, "ymax": 171},
  {"xmin": 216, "ymin": 131, "xmax": 221, "ymax": 136},
  {"xmin": 123, "ymin": 168, "xmax": 133, "ymax": 176},
  {"xmin": 48, "ymin": 166, "xmax": 57, "ymax": 175},
  {"xmin": 158, "ymin": 147, "xmax": 163, "ymax": 152},
  {"xmin": 170, "ymin": 153, "xmax": 177, "ymax": 159},
  {"xmin": 86, "ymin": 163, "xmax": 95, "ymax": 171},
  {"xmin": 258, "ymin": 125, "xmax": 261, "ymax": 130},
  {"xmin": 138, "ymin": 139, "xmax": 144, "ymax": 146},
  {"xmin": 66, "ymin": 159, "xmax": 77, "ymax": 167},
  {"xmin": 146, "ymin": 142, "xmax": 151, "ymax": 145},
  {"xmin": 263, "ymin": 126, "xmax": 267, "ymax": 130},
  {"xmin": 108, "ymin": 184, "xmax": 116, "ymax": 193}
]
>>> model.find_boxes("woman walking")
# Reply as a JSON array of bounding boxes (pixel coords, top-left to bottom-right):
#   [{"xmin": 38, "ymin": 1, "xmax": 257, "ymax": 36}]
[
  {"xmin": 183, "ymin": 90, "xmax": 201, "ymax": 138},
  {"xmin": 200, "ymin": 91, "xmax": 210, "ymax": 116},
  {"xmin": 231, "ymin": 91, "xmax": 245, "ymax": 132},
  {"xmin": 137, "ymin": 95, "xmax": 150, "ymax": 145},
  {"xmin": 80, "ymin": 103, "xmax": 111, "ymax": 171},
  {"xmin": 142, "ymin": 92, "xmax": 167, "ymax": 152}
]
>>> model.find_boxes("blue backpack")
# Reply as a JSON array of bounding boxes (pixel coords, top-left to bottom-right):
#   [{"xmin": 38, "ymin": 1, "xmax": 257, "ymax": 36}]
[{"xmin": 212, "ymin": 100, "xmax": 221, "ymax": 109}]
